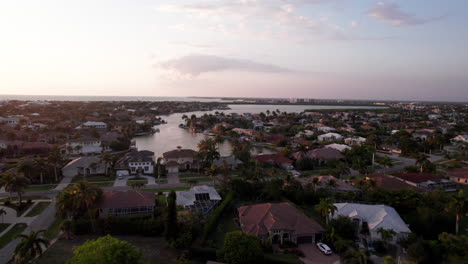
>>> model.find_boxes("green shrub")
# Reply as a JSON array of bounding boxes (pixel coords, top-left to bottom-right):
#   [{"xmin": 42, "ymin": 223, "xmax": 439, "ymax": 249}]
[{"xmin": 201, "ymin": 192, "xmax": 234, "ymax": 242}]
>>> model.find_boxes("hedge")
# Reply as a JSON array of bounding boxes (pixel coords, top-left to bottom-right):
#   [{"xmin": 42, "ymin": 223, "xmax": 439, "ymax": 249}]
[
  {"xmin": 72, "ymin": 215, "xmax": 164, "ymax": 236},
  {"xmin": 201, "ymin": 191, "xmax": 234, "ymax": 242}
]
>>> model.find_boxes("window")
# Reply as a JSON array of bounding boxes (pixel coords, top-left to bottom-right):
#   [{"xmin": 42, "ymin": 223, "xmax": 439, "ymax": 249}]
[{"xmin": 144, "ymin": 166, "xmax": 149, "ymax": 171}]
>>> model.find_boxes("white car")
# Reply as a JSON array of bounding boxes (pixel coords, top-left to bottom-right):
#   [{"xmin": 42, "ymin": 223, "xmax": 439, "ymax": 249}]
[{"xmin": 316, "ymin": 242, "xmax": 332, "ymax": 255}]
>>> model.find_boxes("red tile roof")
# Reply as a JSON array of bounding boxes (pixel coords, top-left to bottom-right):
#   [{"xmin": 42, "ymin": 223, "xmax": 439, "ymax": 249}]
[
  {"xmin": 238, "ymin": 202, "xmax": 324, "ymax": 237},
  {"xmin": 255, "ymin": 154, "xmax": 292, "ymax": 165},
  {"xmin": 391, "ymin": 172, "xmax": 442, "ymax": 184},
  {"xmin": 368, "ymin": 174, "xmax": 422, "ymax": 192},
  {"xmin": 447, "ymin": 168, "xmax": 468, "ymax": 179},
  {"xmin": 163, "ymin": 148, "xmax": 197, "ymax": 159},
  {"xmin": 99, "ymin": 191, "xmax": 155, "ymax": 209},
  {"xmin": 308, "ymin": 147, "xmax": 344, "ymax": 160}
]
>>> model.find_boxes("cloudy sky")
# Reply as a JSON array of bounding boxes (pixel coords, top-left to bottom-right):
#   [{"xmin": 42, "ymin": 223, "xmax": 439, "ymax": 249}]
[{"xmin": 1, "ymin": 0, "xmax": 467, "ymax": 101}]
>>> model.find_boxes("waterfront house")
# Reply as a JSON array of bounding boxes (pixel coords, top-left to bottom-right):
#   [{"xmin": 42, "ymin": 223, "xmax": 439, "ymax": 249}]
[
  {"xmin": 163, "ymin": 147, "xmax": 198, "ymax": 173},
  {"xmin": 238, "ymin": 202, "xmax": 324, "ymax": 244},
  {"xmin": 115, "ymin": 150, "xmax": 155, "ymax": 175}
]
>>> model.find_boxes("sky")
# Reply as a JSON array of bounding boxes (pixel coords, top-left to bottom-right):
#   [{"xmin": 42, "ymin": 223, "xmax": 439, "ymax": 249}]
[{"xmin": 0, "ymin": 0, "xmax": 467, "ymax": 101}]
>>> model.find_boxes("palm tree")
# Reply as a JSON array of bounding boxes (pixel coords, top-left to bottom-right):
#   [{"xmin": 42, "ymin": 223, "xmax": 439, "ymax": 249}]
[
  {"xmin": 12, "ymin": 229, "xmax": 49, "ymax": 264},
  {"xmin": 17, "ymin": 159, "xmax": 35, "ymax": 182},
  {"xmin": 376, "ymin": 228, "xmax": 396, "ymax": 248},
  {"xmin": 48, "ymin": 146, "xmax": 63, "ymax": 182},
  {"xmin": 311, "ymin": 177, "xmax": 320, "ymax": 191},
  {"xmin": 415, "ymin": 153, "xmax": 429, "ymax": 173},
  {"xmin": 0, "ymin": 173, "xmax": 17, "ymax": 200},
  {"xmin": 1, "ymin": 174, "xmax": 29, "ymax": 208},
  {"xmin": 378, "ymin": 156, "xmax": 393, "ymax": 175},
  {"xmin": 447, "ymin": 190, "xmax": 467, "ymax": 235},
  {"xmin": 327, "ymin": 179, "xmax": 337, "ymax": 190},
  {"xmin": 205, "ymin": 164, "xmax": 218, "ymax": 186},
  {"xmin": 315, "ymin": 197, "xmax": 337, "ymax": 224},
  {"xmin": 32, "ymin": 156, "xmax": 47, "ymax": 184},
  {"xmin": 197, "ymin": 138, "xmax": 220, "ymax": 168},
  {"xmin": 336, "ymin": 161, "xmax": 351, "ymax": 178},
  {"xmin": 341, "ymin": 248, "xmax": 370, "ymax": 264},
  {"xmin": 56, "ymin": 181, "xmax": 102, "ymax": 220},
  {"xmin": 99, "ymin": 151, "xmax": 113, "ymax": 176},
  {"xmin": 156, "ymin": 157, "xmax": 163, "ymax": 180},
  {"xmin": 0, "ymin": 208, "xmax": 6, "ymax": 223}
]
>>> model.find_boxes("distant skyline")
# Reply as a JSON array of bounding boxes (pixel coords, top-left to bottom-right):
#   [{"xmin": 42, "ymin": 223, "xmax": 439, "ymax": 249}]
[{"xmin": 1, "ymin": 0, "xmax": 467, "ymax": 102}]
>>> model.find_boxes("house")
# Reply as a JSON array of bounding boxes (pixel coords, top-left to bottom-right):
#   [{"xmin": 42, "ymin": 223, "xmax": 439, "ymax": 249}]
[
  {"xmin": 446, "ymin": 168, "xmax": 468, "ymax": 185},
  {"xmin": 98, "ymin": 190, "xmax": 155, "ymax": 217},
  {"xmin": 295, "ymin": 130, "xmax": 314, "ymax": 138},
  {"xmin": 325, "ymin": 143, "xmax": 350, "ymax": 152},
  {"xmin": 332, "ymin": 203, "xmax": 411, "ymax": 243},
  {"xmin": 298, "ymin": 176, "xmax": 361, "ymax": 193},
  {"xmin": 293, "ymin": 147, "xmax": 344, "ymax": 163},
  {"xmin": 7, "ymin": 141, "xmax": 52, "ymax": 156},
  {"xmin": 317, "ymin": 126, "xmax": 336, "ymax": 132},
  {"xmin": 0, "ymin": 140, "xmax": 7, "ymax": 149},
  {"xmin": 62, "ymin": 156, "xmax": 106, "ymax": 177},
  {"xmin": 212, "ymin": 156, "xmax": 242, "ymax": 169},
  {"xmin": 238, "ymin": 202, "xmax": 324, "ymax": 244},
  {"xmin": 317, "ymin": 133, "xmax": 343, "ymax": 142},
  {"xmin": 65, "ymin": 136, "xmax": 103, "ymax": 155},
  {"xmin": 255, "ymin": 154, "xmax": 293, "ymax": 169},
  {"xmin": 75, "ymin": 121, "xmax": 108, "ymax": 130},
  {"xmin": 115, "ymin": 150, "xmax": 155, "ymax": 175},
  {"xmin": 163, "ymin": 147, "xmax": 198, "ymax": 173},
  {"xmin": 367, "ymin": 174, "xmax": 422, "ymax": 192},
  {"xmin": 412, "ymin": 129, "xmax": 434, "ymax": 141},
  {"xmin": 344, "ymin": 136, "xmax": 366, "ymax": 146},
  {"xmin": 252, "ymin": 120, "xmax": 264, "ymax": 131},
  {"xmin": 231, "ymin": 128, "xmax": 255, "ymax": 136},
  {"xmin": 451, "ymin": 134, "xmax": 468, "ymax": 144},
  {"xmin": 176, "ymin": 185, "xmax": 222, "ymax": 214},
  {"xmin": 391, "ymin": 172, "xmax": 457, "ymax": 192}
]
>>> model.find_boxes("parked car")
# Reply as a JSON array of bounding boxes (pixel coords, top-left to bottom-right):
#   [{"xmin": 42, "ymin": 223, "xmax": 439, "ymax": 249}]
[{"xmin": 316, "ymin": 242, "xmax": 332, "ymax": 255}]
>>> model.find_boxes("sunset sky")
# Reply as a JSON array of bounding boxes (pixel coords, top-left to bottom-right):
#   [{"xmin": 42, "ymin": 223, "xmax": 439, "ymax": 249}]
[{"xmin": 1, "ymin": 0, "xmax": 467, "ymax": 101}]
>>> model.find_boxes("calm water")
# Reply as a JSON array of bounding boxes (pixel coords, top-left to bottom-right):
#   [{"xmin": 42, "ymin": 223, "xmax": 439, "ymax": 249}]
[{"xmin": 134, "ymin": 104, "xmax": 387, "ymax": 158}]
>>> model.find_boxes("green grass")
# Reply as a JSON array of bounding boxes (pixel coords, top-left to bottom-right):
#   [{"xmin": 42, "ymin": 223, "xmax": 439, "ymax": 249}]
[
  {"xmin": 91, "ymin": 182, "xmax": 114, "ymax": 187},
  {"xmin": 24, "ymin": 185, "xmax": 57, "ymax": 191},
  {"xmin": 180, "ymin": 177, "xmax": 212, "ymax": 183},
  {"xmin": 142, "ymin": 187, "xmax": 190, "ymax": 193},
  {"xmin": 155, "ymin": 179, "xmax": 168, "ymax": 184},
  {"xmin": 207, "ymin": 214, "xmax": 240, "ymax": 248},
  {"xmin": 0, "ymin": 224, "xmax": 10, "ymax": 234},
  {"xmin": 127, "ymin": 179, "xmax": 148, "ymax": 186},
  {"xmin": 44, "ymin": 218, "xmax": 64, "ymax": 240},
  {"xmin": 0, "ymin": 196, "xmax": 50, "ymax": 202},
  {"xmin": 3, "ymin": 203, "xmax": 34, "ymax": 217},
  {"xmin": 264, "ymin": 253, "xmax": 302, "ymax": 264},
  {"xmin": 72, "ymin": 175, "xmax": 115, "ymax": 183},
  {"xmin": 25, "ymin": 202, "xmax": 51, "ymax": 217},
  {"xmin": 156, "ymin": 194, "xmax": 166, "ymax": 205},
  {"xmin": 0, "ymin": 223, "xmax": 27, "ymax": 249},
  {"xmin": 179, "ymin": 172, "xmax": 204, "ymax": 178}
]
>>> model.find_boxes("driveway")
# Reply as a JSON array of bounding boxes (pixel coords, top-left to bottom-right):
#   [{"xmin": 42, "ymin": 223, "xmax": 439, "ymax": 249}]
[
  {"xmin": 113, "ymin": 176, "xmax": 128, "ymax": 187},
  {"xmin": 167, "ymin": 172, "xmax": 180, "ymax": 184},
  {"xmin": 299, "ymin": 244, "xmax": 340, "ymax": 264}
]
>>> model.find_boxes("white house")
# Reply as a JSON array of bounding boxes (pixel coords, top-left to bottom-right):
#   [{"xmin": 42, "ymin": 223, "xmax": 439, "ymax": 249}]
[
  {"xmin": 66, "ymin": 137, "xmax": 103, "ymax": 155},
  {"xmin": 332, "ymin": 203, "xmax": 411, "ymax": 243},
  {"xmin": 317, "ymin": 126, "xmax": 337, "ymax": 132},
  {"xmin": 451, "ymin": 134, "xmax": 468, "ymax": 143},
  {"xmin": 115, "ymin": 150, "xmax": 155, "ymax": 175},
  {"xmin": 0, "ymin": 140, "xmax": 7, "ymax": 149},
  {"xmin": 317, "ymin": 133, "xmax": 343, "ymax": 142},
  {"xmin": 295, "ymin": 130, "xmax": 314, "ymax": 138},
  {"xmin": 325, "ymin": 143, "xmax": 351, "ymax": 152},
  {"xmin": 344, "ymin": 136, "xmax": 366, "ymax": 146},
  {"xmin": 75, "ymin": 121, "xmax": 108, "ymax": 130},
  {"xmin": 175, "ymin": 185, "xmax": 222, "ymax": 214}
]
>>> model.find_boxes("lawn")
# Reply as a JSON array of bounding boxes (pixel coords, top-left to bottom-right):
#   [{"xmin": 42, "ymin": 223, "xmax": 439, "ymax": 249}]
[
  {"xmin": 206, "ymin": 213, "xmax": 240, "ymax": 248},
  {"xmin": 179, "ymin": 172, "xmax": 204, "ymax": 178},
  {"xmin": 127, "ymin": 179, "xmax": 148, "ymax": 186},
  {"xmin": 37, "ymin": 235, "xmax": 178, "ymax": 264},
  {"xmin": 24, "ymin": 184, "xmax": 57, "ymax": 191},
  {"xmin": 264, "ymin": 253, "xmax": 302, "ymax": 264},
  {"xmin": 0, "ymin": 223, "xmax": 27, "ymax": 249},
  {"xmin": 142, "ymin": 187, "xmax": 190, "ymax": 193},
  {"xmin": 180, "ymin": 177, "xmax": 212, "ymax": 183},
  {"xmin": 72, "ymin": 175, "xmax": 115, "ymax": 183},
  {"xmin": 155, "ymin": 179, "xmax": 168, "ymax": 184},
  {"xmin": 0, "ymin": 196, "xmax": 51, "ymax": 202},
  {"xmin": 4, "ymin": 202, "xmax": 34, "ymax": 217},
  {"xmin": 44, "ymin": 218, "xmax": 64, "ymax": 240},
  {"xmin": 25, "ymin": 202, "xmax": 51, "ymax": 217},
  {"xmin": 0, "ymin": 224, "xmax": 10, "ymax": 234}
]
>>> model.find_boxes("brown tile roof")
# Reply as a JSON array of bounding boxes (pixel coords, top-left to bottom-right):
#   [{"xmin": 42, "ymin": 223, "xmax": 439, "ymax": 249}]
[
  {"xmin": 308, "ymin": 147, "xmax": 344, "ymax": 160},
  {"xmin": 391, "ymin": 172, "xmax": 443, "ymax": 184},
  {"xmin": 238, "ymin": 202, "xmax": 324, "ymax": 237},
  {"xmin": 99, "ymin": 191, "xmax": 155, "ymax": 209},
  {"xmin": 368, "ymin": 174, "xmax": 422, "ymax": 192},
  {"xmin": 163, "ymin": 148, "xmax": 197, "ymax": 159},
  {"xmin": 447, "ymin": 168, "xmax": 468, "ymax": 179},
  {"xmin": 255, "ymin": 154, "xmax": 292, "ymax": 165}
]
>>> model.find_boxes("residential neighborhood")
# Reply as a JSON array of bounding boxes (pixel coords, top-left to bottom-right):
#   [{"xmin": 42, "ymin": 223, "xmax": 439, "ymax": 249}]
[{"xmin": 0, "ymin": 99, "xmax": 466, "ymax": 264}]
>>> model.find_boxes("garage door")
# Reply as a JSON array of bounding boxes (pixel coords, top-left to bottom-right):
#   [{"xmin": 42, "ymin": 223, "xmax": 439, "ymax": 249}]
[
  {"xmin": 167, "ymin": 166, "xmax": 179, "ymax": 173},
  {"xmin": 296, "ymin": 236, "xmax": 313, "ymax": 244}
]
